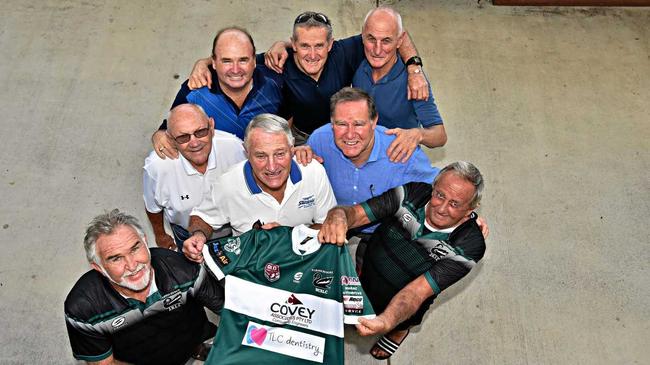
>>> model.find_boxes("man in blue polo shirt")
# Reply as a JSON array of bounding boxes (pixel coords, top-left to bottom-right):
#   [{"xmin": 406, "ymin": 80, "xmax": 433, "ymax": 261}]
[
  {"xmin": 188, "ymin": 11, "xmax": 429, "ymax": 146},
  {"xmin": 353, "ymin": 7, "xmax": 447, "ymax": 163},
  {"xmin": 307, "ymin": 87, "xmax": 438, "ymax": 233},
  {"xmin": 152, "ymin": 27, "xmax": 283, "ymax": 159}
]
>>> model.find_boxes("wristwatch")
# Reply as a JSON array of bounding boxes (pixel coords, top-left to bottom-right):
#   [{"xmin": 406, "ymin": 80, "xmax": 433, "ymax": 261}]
[{"xmin": 405, "ymin": 56, "xmax": 423, "ymax": 67}]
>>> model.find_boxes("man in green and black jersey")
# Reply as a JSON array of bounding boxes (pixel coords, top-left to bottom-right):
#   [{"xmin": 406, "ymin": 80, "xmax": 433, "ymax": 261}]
[
  {"xmin": 64, "ymin": 210, "xmax": 223, "ymax": 365},
  {"xmin": 319, "ymin": 161, "xmax": 487, "ymax": 360}
]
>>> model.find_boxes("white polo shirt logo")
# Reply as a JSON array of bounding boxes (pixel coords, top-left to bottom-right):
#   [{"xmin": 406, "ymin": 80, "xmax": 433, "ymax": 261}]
[{"xmin": 297, "ymin": 195, "xmax": 315, "ymax": 209}]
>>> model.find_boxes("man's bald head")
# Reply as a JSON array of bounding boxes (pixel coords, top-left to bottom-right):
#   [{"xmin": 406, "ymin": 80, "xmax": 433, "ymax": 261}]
[
  {"xmin": 211, "ymin": 27, "xmax": 256, "ymax": 59},
  {"xmin": 167, "ymin": 104, "xmax": 210, "ymax": 134},
  {"xmin": 166, "ymin": 104, "xmax": 214, "ymax": 171},
  {"xmin": 363, "ymin": 6, "xmax": 403, "ymax": 36}
]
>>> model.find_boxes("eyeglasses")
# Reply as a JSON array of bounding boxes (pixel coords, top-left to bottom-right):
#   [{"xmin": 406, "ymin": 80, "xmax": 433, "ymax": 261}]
[
  {"xmin": 294, "ymin": 12, "xmax": 330, "ymax": 26},
  {"xmin": 170, "ymin": 127, "xmax": 210, "ymax": 144}
]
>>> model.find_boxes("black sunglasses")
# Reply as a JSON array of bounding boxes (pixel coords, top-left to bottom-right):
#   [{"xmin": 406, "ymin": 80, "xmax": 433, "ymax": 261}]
[
  {"xmin": 171, "ymin": 127, "xmax": 210, "ymax": 144},
  {"xmin": 294, "ymin": 12, "xmax": 330, "ymax": 26}
]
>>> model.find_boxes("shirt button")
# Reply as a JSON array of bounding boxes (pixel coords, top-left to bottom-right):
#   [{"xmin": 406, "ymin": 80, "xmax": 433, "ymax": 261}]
[{"xmin": 353, "ymin": 186, "xmax": 357, "ymax": 190}]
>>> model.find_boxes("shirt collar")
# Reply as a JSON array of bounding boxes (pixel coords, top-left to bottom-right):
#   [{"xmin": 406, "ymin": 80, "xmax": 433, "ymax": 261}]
[
  {"xmin": 243, "ymin": 159, "xmax": 302, "ymax": 194},
  {"xmin": 359, "ymin": 58, "xmax": 405, "ymax": 85},
  {"xmin": 291, "ymin": 224, "xmax": 321, "ymax": 256},
  {"xmin": 179, "ymin": 140, "xmax": 216, "ymax": 176}
]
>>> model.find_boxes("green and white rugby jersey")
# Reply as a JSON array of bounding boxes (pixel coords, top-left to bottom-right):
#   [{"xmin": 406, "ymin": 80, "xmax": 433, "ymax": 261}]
[{"xmin": 202, "ymin": 224, "xmax": 375, "ymax": 365}]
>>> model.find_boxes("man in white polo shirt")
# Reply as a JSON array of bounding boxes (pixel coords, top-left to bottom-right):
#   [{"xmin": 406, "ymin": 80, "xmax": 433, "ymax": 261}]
[
  {"xmin": 143, "ymin": 103, "xmax": 246, "ymax": 250},
  {"xmin": 182, "ymin": 113, "xmax": 337, "ymax": 263}
]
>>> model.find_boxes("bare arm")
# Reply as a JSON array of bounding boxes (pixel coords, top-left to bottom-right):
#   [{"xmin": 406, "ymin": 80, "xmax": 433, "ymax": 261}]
[
  {"xmin": 356, "ymin": 274, "xmax": 433, "ymax": 336},
  {"xmin": 397, "ymin": 31, "xmax": 428, "ymax": 101},
  {"xmin": 318, "ymin": 205, "xmax": 370, "ymax": 245},
  {"xmin": 384, "ymin": 124, "xmax": 447, "ymax": 163},
  {"xmin": 145, "ymin": 210, "xmax": 176, "ymax": 250}
]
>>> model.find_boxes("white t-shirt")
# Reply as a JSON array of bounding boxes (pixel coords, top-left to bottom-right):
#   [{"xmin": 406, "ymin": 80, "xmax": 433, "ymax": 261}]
[
  {"xmin": 143, "ymin": 130, "xmax": 246, "ymax": 228},
  {"xmin": 191, "ymin": 159, "xmax": 337, "ymax": 236}
]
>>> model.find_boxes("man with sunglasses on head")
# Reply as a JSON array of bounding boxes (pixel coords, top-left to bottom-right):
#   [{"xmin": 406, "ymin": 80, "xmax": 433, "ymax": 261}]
[
  {"xmin": 152, "ymin": 27, "xmax": 283, "ymax": 159},
  {"xmin": 144, "ymin": 103, "xmax": 246, "ymax": 251},
  {"xmin": 188, "ymin": 11, "xmax": 429, "ymax": 145}
]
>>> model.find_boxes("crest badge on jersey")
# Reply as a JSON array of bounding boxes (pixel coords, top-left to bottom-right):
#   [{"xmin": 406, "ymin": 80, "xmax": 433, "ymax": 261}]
[
  {"xmin": 224, "ymin": 237, "xmax": 241, "ymax": 255},
  {"xmin": 264, "ymin": 263, "xmax": 280, "ymax": 282}
]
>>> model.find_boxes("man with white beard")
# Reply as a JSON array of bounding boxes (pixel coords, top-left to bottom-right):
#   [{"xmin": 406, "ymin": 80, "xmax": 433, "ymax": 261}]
[{"xmin": 64, "ymin": 209, "xmax": 224, "ymax": 365}]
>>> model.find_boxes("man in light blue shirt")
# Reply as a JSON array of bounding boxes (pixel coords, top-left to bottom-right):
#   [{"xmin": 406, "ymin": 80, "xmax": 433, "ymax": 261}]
[
  {"xmin": 307, "ymin": 87, "xmax": 438, "ymax": 234},
  {"xmin": 353, "ymin": 6, "xmax": 447, "ymax": 163}
]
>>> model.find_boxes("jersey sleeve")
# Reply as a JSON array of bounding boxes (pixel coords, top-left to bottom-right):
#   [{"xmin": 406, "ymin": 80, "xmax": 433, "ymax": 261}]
[
  {"xmin": 64, "ymin": 312, "xmax": 113, "ymax": 362},
  {"xmin": 191, "ymin": 264, "xmax": 225, "ymax": 314},
  {"xmin": 202, "ymin": 229, "xmax": 260, "ymax": 280},
  {"xmin": 424, "ymin": 217, "xmax": 486, "ymax": 294},
  {"xmin": 338, "ymin": 246, "xmax": 375, "ymax": 324},
  {"xmin": 361, "ymin": 182, "xmax": 432, "ymax": 223}
]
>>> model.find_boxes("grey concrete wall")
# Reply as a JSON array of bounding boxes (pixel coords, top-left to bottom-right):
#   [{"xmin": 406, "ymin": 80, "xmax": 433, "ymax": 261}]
[{"xmin": 0, "ymin": 1, "xmax": 647, "ymax": 364}]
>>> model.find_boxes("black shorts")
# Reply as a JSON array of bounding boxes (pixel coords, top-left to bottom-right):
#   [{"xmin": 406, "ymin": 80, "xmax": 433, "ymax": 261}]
[{"xmin": 360, "ymin": 257, "xmax": 435, "ymax": 331}]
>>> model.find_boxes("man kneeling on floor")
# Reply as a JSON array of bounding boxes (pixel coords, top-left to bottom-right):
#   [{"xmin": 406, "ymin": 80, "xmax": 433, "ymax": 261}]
[
  {"xmin": 319, "ymin": 161, "xmax": 487, "ymax": 360},
  {"xmin": 64, "ymin": 209, "xmax": 224, "ymax": 364}
]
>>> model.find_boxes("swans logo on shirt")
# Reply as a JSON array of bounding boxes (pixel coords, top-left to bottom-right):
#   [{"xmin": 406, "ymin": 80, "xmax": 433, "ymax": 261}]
[{"xmin": 298, "ymin": 195, "xmax": 315, "ymax": 209}]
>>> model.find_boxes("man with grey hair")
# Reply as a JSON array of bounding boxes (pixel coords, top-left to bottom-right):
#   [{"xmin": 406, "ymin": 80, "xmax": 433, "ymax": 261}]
[
  {"xmin": 319, "ymin": 161, "xmax": 487, "ymax": 360},
  {"xmin": 182, "ymin": 113, "xmax": 336, "ymax": 263},
  {"xmin": 144, "ymin": 103, "xmax": 245, "ymax": 251},
  {"xmin": 64, "ymin": 209, "xmax": 224, "ymax": 364},
  {"xmin": 353, "ymin": 6, "xmax": 447, "ymax": 163}
]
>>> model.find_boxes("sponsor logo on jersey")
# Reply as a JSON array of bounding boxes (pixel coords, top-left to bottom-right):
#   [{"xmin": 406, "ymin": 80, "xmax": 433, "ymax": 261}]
[
  {"xmin": 293, "ymin": 272, "xmax": 303, "ymax": 283},
  {"xmin": 242, "ymin": 321, "xmax": 325, "ymax": 362},
  {"xmin": 424, "ymin": 240, "xmax": 453, "ymax": 261},
  {"xmin": 111, "ymin": 316, "xmax": 126, "ymax": 328},
  {"xmin": 297, "ymin": 195, "xmax": 316, "ymax": 209},
  {"xmin": 162, "ymin": 291, "xmax": 183, "ymax": 311},
  {"xmin": 286, "ymin": 294, "xmax": 303, "ymax": 305},
  {"xmin": 180, "ymin": 194, "xmax": 190, "ymax": 200},
  {"xmin": 264, "ymin": 263, "xmax": 280, "ymax": 282},
  {"xmin": 343, "ymin": 295, "xmax": 364, "ymax": 314},
  {"xmin": 269, "ymin": 294, "xmax": 316, "ymax": 327},
  {"xmin": 245, "ymin": 324, "xmax": 268, "ymax": 345},
  {"xmin": 312, "ymin": 272, "xmax": 333, "ymax": 294},
  {"xmin": 340, "ymin": 276, "xmax": 361, "ymax": 286},
  {"xmin": 213, "ymin": 249, "xmax": 230, "ymax": 267},
  {"xmin": 223, "ymin": 237, "xmax": 241, "ymax": 255}
]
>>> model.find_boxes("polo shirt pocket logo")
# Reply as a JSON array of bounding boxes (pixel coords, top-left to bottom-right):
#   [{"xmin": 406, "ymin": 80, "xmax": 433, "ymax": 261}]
[{"xmin": 297, "ymin": 195, "xmax": 315, "ymax": 209}]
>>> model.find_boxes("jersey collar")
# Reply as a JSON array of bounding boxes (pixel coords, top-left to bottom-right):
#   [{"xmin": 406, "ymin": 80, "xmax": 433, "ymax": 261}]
[
  {"xmin": 243, "ymin": 159, "xmax": 303, "ymax": 194},
  {"xmin": 291, "ymin": 224, "xmax": 321, "ymax": 256}
]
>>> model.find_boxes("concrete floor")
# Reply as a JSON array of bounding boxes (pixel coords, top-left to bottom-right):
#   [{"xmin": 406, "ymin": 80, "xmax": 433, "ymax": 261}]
[{"xmin": 0, "ymin": 0, "xmax": 648, "ymax": 364}]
